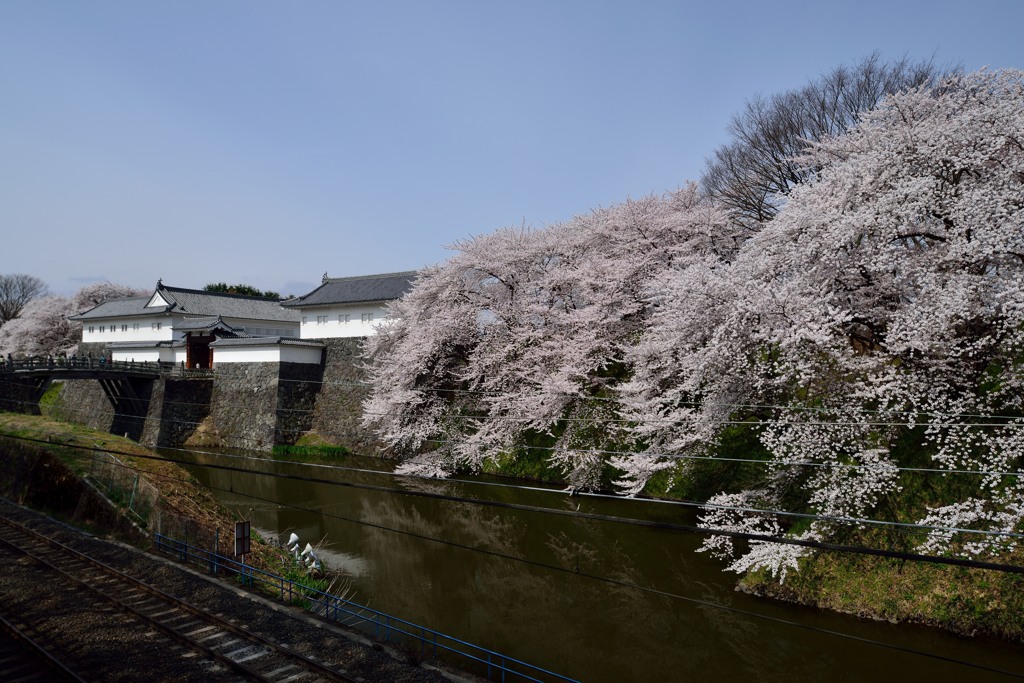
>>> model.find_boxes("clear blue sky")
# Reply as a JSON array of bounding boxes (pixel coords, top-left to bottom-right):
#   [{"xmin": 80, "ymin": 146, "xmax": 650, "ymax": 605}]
[{"xmin": 2, "ymin": 1, "xmax": 1022, "ymax": 298}]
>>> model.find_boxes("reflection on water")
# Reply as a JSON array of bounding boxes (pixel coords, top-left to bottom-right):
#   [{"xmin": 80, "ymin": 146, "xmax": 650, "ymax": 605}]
[{"xmin": 172, "ymin": 448, "xmax": 1024, "ymax": 683}]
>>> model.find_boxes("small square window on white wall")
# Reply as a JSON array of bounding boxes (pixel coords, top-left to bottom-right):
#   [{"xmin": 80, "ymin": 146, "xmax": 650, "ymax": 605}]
[
  {"xmin": 361, "ymin": 313, "xmax": 374, "ymax": 323},
  {"xmin": 339, "ymin": 314, "xmax": 350, "ymax": 323}
]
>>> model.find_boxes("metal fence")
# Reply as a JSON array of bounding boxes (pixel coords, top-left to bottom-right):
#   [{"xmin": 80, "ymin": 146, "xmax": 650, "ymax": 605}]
[
  {"xmin": 153, "ymin": 533, "xmax": 580, "ymax": 683},
  {"xmin": 87, "ymin": 450, "xmax": 159, "ymax": 524}
]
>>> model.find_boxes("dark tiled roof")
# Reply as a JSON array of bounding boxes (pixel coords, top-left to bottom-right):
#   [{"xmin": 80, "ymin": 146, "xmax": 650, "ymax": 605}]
[
  {"xmin": 106, "ymin": 340, "xmax": 183, "ymax": 349},
  {"xmin": 69, "ymin": 297, "xmax": 152, "ymax": 320},
  {"xmin": 282, "ymin": 271, "xmax": 416, "ymax": 308},
  {"xmin": 106, "ymin": 341, "xmax": 164, "ymax": 348},
  {"xmin": 158, "ymin": 285, "xmax": 299, "ymax": 323},
  {"xmin": 173, "ymin": 316, "xmax": 245, "ymax": 334},
  {"xmin": 71, "ymin": 285, "xmax": 299, "ymax": 324}
]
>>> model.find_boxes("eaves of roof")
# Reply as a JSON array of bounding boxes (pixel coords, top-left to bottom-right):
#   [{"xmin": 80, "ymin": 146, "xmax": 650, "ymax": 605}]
[
  {"xmin": 209, "ymin": 337, "xmax": 324, "ymax": 348},
  {"xmin": 282, "ymin": 271, "xmax": 416, "ymax": 308},
  {"xmin": 68, "ymin": 297, "xmax": 156, "ymax": 321}
]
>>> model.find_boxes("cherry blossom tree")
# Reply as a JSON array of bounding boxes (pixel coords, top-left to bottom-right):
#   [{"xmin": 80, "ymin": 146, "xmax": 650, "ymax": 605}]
[
  {"xmin": 364, "ymin": 68, "xmax": 1024, "ymax": 575},
  {"xmin": 0, "ymin": 295, "xmax": 78, "ymax": 358},
  {"xmin": 0, "ymin": 282, "xmax": 147, "ymax": 358},
  {"xmin": 72, "ymin": 282, "xmax": 145, "ymax": 314},
  {"xmin": 640, "ymin": 68, "xmax": 1024, "ymax": 574},
  {"xmin": 363, "ymin": 185, "xmax": 734, "ymax": 485}
]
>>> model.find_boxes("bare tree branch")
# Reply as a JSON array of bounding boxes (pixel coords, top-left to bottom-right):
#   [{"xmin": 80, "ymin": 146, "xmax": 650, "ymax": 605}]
[
  {"xmin": 702, "ymin": 53, "xmax": 954, "ymax": 232},
  {"xmin": 0, "ymin": 273, "xmax": 49, "ymax": 325}
]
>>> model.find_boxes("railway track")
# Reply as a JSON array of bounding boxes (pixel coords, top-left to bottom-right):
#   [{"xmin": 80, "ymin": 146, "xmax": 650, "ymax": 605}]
[
  {"xmin": 0, "ymin": 504, "xmax": 361, "ymax": 682},
  {"xmin": 0, "ymin": 611, "xmax": 86, "ymax": 682}
]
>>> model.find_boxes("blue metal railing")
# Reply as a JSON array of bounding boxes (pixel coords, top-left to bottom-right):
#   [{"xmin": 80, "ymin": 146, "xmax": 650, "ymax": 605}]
[{"xmin": 154, "ymin": 533, "xmax": 579, "ymax": 683}]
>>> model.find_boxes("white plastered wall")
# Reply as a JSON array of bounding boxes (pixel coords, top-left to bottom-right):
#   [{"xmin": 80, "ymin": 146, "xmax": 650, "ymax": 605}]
[
  {"xmin": 297, "ymin": 303, "xmax": 389, "ymax": 339},
  {"xmin": 80, "ymin": 316, "xmax": 173, "ymax": 344},
  {"xmin": 213, "ymin": 344, "xmax": 322, "ymax": 365}
]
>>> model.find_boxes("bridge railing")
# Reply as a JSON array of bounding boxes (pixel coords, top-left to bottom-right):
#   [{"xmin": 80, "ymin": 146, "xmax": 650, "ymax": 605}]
[{"xmin": 0, "ymin": 356, "xmax": 212, "ymax": 378}]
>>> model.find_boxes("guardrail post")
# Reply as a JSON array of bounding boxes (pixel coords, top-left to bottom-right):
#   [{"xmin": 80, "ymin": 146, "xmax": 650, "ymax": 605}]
[
  {"xmin": 212, "ymin": 528, "xmax": 219, "ymax": 575},
  {"xmin": 128, "ymin": 474, "xmax": 139, "ymax": 511}
]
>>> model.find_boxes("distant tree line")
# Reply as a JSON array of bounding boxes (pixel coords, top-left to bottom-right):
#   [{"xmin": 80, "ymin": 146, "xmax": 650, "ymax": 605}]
[{"xmin": 203, "ymin": 283, "xmax": 281, "ymax": 299}]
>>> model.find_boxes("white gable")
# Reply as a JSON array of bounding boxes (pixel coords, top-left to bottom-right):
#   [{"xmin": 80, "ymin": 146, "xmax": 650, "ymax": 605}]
[{"xmin": 146, "ymin": 292, "xmax": 169, "ymax": 308}]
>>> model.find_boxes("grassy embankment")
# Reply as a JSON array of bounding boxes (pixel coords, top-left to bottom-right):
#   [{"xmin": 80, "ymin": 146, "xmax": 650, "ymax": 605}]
[
  {"xmin": 0, "ymin": 411, "xmax": 324, "ymax": 595},
  {"xmin": 485, "ymin": 418, "xmax": 1024, "ymax": 642},
  {"xmin": 272, "ymin": 431, "xmax": 351, "ymax": 463},
  {"xmin": 737, "ymin": 425, "xmax": 1024, "ymax": 641}
]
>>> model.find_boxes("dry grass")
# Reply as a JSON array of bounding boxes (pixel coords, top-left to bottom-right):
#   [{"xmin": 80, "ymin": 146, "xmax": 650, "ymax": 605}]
[{"xmin": 0, "ymin": 412, "xmax": 285, "ymax": 571}]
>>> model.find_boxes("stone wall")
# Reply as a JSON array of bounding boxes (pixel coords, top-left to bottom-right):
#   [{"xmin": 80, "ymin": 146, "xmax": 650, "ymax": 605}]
[
  {"xmin": 52, "ymin": 340, "xmax": 118, "ymax": 432},
  {"xmin": 1, "ymin": 337, "xmax": 387, "ymax": 455},
  {"xmin": 207, "ymin": 363, "xmax": 281, "ymax": 452},
  {"xmin": 305, "ymin": 338, "xmax": 387, "ymax": 455},
  {"xmin": 275, "ymin": 360, "xmax": 324, "ymax": 446},
  {"xmin": 141, "ymin": 377, "xmax": 213, "ymax": 448},
  {"xmin": 51, "ymin": 377, "xmax": 116, "ymax": 433}
]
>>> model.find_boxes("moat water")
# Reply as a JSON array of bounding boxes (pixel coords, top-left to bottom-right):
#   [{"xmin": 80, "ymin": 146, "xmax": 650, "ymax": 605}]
[{"xmin": 171, "ymin": 448, "xmax": 1024, "ymax": 683}]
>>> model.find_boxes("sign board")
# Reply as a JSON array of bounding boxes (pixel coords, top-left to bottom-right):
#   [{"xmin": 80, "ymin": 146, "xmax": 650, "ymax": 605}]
[{"xmin": 234, "ymin": 520, "xmax": 251, "ymax": 556}]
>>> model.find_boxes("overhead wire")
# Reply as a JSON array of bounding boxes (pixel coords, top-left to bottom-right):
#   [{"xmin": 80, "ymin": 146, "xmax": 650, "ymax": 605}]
[
  {"xmin": 4, "ymin": 400, "xmax": 1023, "ymax": 563},
  {"xmin": 273, "ymin": 374, "xmax": 1024, "ymax": 422},
  {"xmin": 5, "ymin": 371, "xmax": 1024, "ymax": 562},
  {"xmin": 10, "ymin": 366, "xmax": 1023, "ymax": 426},
  {"xmin": 154, "ymin": 443, "xmax": 1024, "ymax": 543},
  {"xmin": 9, "ymin": 392, "xmax": 1023, "ymax": 481},
  {"xmin": 7, "ymin": 438, "xmax": 1023, "ymax": 680},
  {"xmin": 6, "ymin": 432, "xmax": 1024, "ymax": 565}
]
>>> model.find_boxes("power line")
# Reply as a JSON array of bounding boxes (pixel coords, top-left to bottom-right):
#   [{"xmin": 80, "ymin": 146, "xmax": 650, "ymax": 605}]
[
  {"xmin": 14, "ymin": 443, "xmax": 1024, "ymax": 680},
  {"xmin": 16, "ymin": 396, "xmax": 1024, "ymax": 480},
  {"xmin": 157, "ymin": 444, "xmax": 1024, "ymax": 543},
  {"xmin": 4, "ymin": 399, "xmax": 1023, "ymax": 544},
  {"xmin": 271, "ymin": 375, "xmax": 1024, "ymax": 424},
  {"xmin": 14, "ymin": 370, "xmax": 1023, "ymax": 426},
  {"xmin": 7, "ymin": 432, "xmax": 1024, "ymax": 569}
]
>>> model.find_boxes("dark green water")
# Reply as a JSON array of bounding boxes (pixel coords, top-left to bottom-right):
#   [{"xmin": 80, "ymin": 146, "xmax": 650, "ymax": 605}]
[{"xmin": 172, "ymin": 449, "xmax": 1024, "ymax": 683}]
